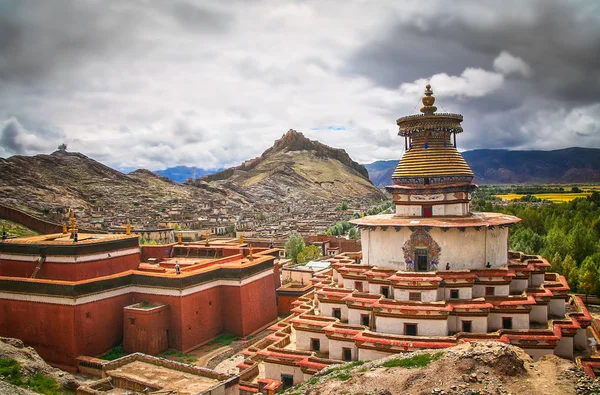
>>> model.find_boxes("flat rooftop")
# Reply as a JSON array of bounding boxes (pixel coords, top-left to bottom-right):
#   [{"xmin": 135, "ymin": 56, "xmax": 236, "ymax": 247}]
[
  {"xmin": 351, "ymin": 212, "xmax": 520, "ymax": 228},
  {"xmin": 0, "ymin": 232, "xmax": 137, "ymax": 246},
  {"xmin": 107, "ymin": 360, "xmax": 220, "ymax": 394}
]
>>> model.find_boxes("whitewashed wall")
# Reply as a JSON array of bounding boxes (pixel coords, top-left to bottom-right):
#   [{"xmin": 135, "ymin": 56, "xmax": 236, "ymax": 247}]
[
  {"xmin": 488, "ymin": 313, "xmax": 529, "ymax": 331},
  {"xmin": 375, "ymin": 316, "xmax": 448, "ymax": 336},
  {"xmin": 473, "ymin": 284, "xmax": 509, "ymax": 298},
  {"xmin": 318, "ymin": 302, "xmax": 347, "ymax": 322},
  {"xmin": 358, "ymin": 348, "xmax": 394, "ymax": 361},
  {"xmin": 549, "ymin": 299, "xmax": 566, "ymax": 317},
  {"xmin": 442, "ymin": 287, "xmax": 473, "ymax": 300},
  {"xmin": 264, "ymin": 362, "xmax": 305, "ymax": 385},
  {"xmin": 529, "ymin": 304, "xmax": 548, "ymax": 324},
  {"xmin": 394, "ymin": 288, "xmax": 438, "ymax": 302},
  {"xmin": 329, "ymin": 339, "xmax": 357, "ymax": 361},
  {"xmin": 348, "ymin": 309, "xmax": 370, "ymax": 326},
  {"xmin": 448, "ymin": 315, "xmax": 487, "ymax": 333},
  {"xmin": 295, "ymin": 330, "xmax": 329, "ymax": 353},
  {"xmin": 361, "ymin": 227, "xmax": 509, "ymax": 270},
  {"xmin": 509, "ymin": 279, "xmax": 528, "ymax": 294}
]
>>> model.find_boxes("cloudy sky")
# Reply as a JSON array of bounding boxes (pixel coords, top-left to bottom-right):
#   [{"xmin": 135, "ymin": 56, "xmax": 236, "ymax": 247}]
[{"xmin": 1, "ymin": 0, "xmax": 599, "ymax": 171}]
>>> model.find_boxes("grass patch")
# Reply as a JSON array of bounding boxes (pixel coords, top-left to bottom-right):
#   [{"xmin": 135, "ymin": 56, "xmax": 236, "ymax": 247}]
[
  {"xmin": 0, "ymin": 358, "xmax": 23, "ymax": 386},
  {"xmin": 27, "ymin": 373, "xmax": 63, "ymax": 395},
  {"xmin": 206, "ymin": 332, "xmax": 238, "ymax": 347},
  {"xmin": 381, "ymin": 352, "xmax": 444, "ymax": 369},
  {"xmin": 99, "ymin": 345, "xmax": 126, "ymax": 361},
  {"xmin": 335, "ymin": 372, "xmax": 352, "ymax": 381},
  {"xmin": 132, "ymin": 301, "xmax": 158, "ymax": 309}
]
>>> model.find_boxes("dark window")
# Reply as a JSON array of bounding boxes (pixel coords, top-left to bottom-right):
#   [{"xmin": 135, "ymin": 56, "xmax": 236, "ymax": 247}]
[
  {"xmin": 354, "ymin": 281, "xmax": 363, "ymax": 292},
  {"xmin": 405, "ymin": 323, "xmax": 418, "ymax": 336},
  {"xmin": 462, "ymin": 321, "xmax": 472, "ymax": 332},
  {"xmin": 485, "ymin": 287, "xmax": 495, "ymax": 296},
  {"xmin": 381, "ymin": 286, "xmax": 390, "ymax": 298},
  {"xmin": 409, "ymin": 292, "xmax": 421, "ymax": 301},
  {"xmin": 450, "ymin": 289, "xmax": 459, "ymax": 299},
  {"xmin": 332, "ymin": 308, "xmax": 341, "ymax": 320},
  {"xmin": 311, "ymin": 338, "xmax": 320, "ymax": 351},
  {"xmin": 129, "ymin": 317, "xmax": 135, "ymax": 326},
  {"xmin": 343, "ymin": 348, "xmax": 352, "ymax": 362},
  {"xmin": 415, "ymin": 250, "xmax": 428, "ymax": 272},
  {"xmin": 423, "ymin": 206, "xmax": 433, "ymax": 218},
  {"xmin": 502, "ymin": 317, "xmax": 512, "ymax": 330},
  {"xmin": 281, "ymin": 374, "xmax": 294, "ymax": 389},
  {"xmin": 361, "ymin": 314, "xmax": 370, "ymax": 327},
  {"xmin": 424, "ymin": 178, "xmax": 430, "ymax": 185}
]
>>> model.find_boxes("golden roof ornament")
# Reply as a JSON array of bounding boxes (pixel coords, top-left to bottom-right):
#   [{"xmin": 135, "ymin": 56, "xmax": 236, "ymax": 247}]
[{"xmin": 420, "ymin": 83, "xmax": 437, "ymax": 114}]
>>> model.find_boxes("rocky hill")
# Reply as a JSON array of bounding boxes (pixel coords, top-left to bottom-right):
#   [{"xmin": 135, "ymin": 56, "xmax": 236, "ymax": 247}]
[
  {"xmin": 364, "ymin": 147, "xmax": 600, "ymax": 187},
  {"xmin": 285, "ymin": 341, "xmax": 599, "ymax": 395},
  {"xmin": 0, "ymin": 150, "xmax": 235, "ymax": 224},
  {"xmin": 0, "ymin": 337, "xmax": 80, "ymax": 394},
  {"xmin": 202, "ymin": 130, "xmax": 384, "ymax": 203}
]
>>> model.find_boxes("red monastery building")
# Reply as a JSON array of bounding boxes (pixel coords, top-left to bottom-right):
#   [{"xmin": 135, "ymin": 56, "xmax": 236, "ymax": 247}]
[{"xmin": 0, "ymin": 228, "xmax": 280, "ymax": 371}]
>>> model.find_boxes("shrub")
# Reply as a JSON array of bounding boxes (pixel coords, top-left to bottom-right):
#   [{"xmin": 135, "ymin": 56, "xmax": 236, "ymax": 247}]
[
  {"xmin": 381, "ymin": 352, "xmax": 443, "ymax": 369},
  {"xmin": 0, "ymin": 358, "xmax": 23, "ymax": 386}
]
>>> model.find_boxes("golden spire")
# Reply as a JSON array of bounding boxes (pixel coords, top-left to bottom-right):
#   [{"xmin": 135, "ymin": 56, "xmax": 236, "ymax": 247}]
[
  {"xmin": 177, "ymin": 233, "xmax": 182, "ymax": 244},
  {"xmin": 420, "ymin": 83, "xmax": 437, "ymax": 114},
  {"xmin": 69, "ymin": 210, "xmax": 78, "ymax": 234},
  {"xmin": 205, "ymin": 231, "xmax": 210, "ymax": 246},
  {"xmin": 126, "ymin": 224, "xmax": 131, "ymax": 235}
]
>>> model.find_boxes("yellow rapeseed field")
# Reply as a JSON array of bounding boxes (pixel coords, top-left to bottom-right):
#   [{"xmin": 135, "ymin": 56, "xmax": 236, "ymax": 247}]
[{"xmin": 496, "ymin": 192, "xmax": 592, "ymax": 202}]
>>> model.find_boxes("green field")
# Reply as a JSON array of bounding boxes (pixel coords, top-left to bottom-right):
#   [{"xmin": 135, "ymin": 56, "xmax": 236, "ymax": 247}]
[{"xmin": 0, "ymin": 219, "xmax": 39, "ymax": 237}]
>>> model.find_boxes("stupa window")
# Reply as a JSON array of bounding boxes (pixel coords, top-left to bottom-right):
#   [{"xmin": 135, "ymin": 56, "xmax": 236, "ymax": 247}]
[
  {"xmin": 332, "ymin": 308, "xmax": 341, "ymax": 320},
  {"xmin": 343, "ymin": 348, "xmax": 352, "ymax": 362},
  {"xmin": 450, "ymin": 289, "xmax": 459, "ymax": 299},
  {"xmin": 361, "ymin": 314, "xmax": 369, "ymax": 327},
  {"xmin": 405, "ymin": 323, "xmax": 418, "ymax": 336},
  {"xmin": 485, "ymin": 287, "xmax": 495, "ymax": 296},
  {"xmin": 462, "ymin": 321, "xmax": 472, "ymax": 333},
  {"xmin": 409, "ymin": 292, "xmax": 421, "ymax": 301},
  {"xmin": 502, "ymin": 317, "xmax": 513, "ymax": 330}
]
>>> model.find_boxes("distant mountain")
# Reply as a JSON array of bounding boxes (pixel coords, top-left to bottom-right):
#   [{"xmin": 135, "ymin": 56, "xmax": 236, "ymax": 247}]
[
  {"xmin": 201, "ymin": 129, "xmax": 384, "ymax": 203},
  {"xmin": 154, "ymin": 166, "xmax": 221, "ymax": 183},
  {"xmin": 364, "ymin": 147, "xmax": 600, "ymax": 187}
]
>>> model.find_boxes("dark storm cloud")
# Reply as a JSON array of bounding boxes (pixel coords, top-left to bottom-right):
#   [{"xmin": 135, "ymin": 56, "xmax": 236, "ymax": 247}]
[
  {"xmin": 0, "ymin": 0, "xmax": 232, "ymax": 84},
  {"xmin": 0, "ymin": 117, "xmax": 61, "ymax": 155},
  {"xmin": 346, "ymin": 0, "xmax": 600, "ymax": 105}
]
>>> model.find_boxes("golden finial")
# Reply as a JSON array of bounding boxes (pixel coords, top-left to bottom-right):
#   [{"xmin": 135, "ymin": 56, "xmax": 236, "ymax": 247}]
[
  {"xmin": 239, "ymin": 234, "xmax": 244, "ymax": 245},
  {"xmin": 249, "ymin": 246, "xmax": 254, "ymax": 260},
  {"xmin": 69, "ymin": 210, "xmax": 78, "ymax": 234},
  {"xmin": 420, "ymin": 83, "xmax": 437, "ymax": 114},
  {"xmin": 126, "ymin": 224, "xmax": 131, "ymax": 235},
  {"xmin": 177, "ymin": 233, "xmax": 182, "ymax": 244},
  {"xmin": 62, "ymin": 223, "xmax": 67, "ymax": 234},
  {"xmin": 205, "ymin": 231, "xmax": 210, "ymax": 246}
]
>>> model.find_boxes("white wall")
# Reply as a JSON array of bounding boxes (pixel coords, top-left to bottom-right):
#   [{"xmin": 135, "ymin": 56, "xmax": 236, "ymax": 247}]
[
  {"xmin": 318, "ymin": 302, "xmax": 347, "ymax": 322},
  {"xmin": 555, "ymin": 336, "xmax": 573, "ymax": 359},
  {"xmin": 295, "ymin": 330, "xmax": 329, "ymax": 353},
  {"xmin": 448, "ymin": 315, "xmax": 487, "ymax": 333},
  {"xmin": 530, "ymin": 304, "xmax": 548, "ymax": 324},
  {"xmin": 575, "ymin": 328, "xmax": 588, "ymax": 350},
  {"xmin": 443, "ymin": 287, "xmax": 472, "ymax": 300},
  {"xmin": 361, "ymin": 227, "xmax": 509, "ymax": 270},
  {"xmin": 394, "ymin": 289, "xmax": 438, "ymax": 302},
  {"xmin": 531, "ymin": 273, "xmax": 545, "ymax": 287},
  {"xmin": 264, "ymin": 361, "xmax": 305, "ymax": 385},
  {"xmin": 329, "ymin": 339, "xmax": 357, "ymax": 361},
  {"xmin": 488, "ymin": 313, "xmax": 529, "ymax": 331},
  {"xmin": 368, "ymin": 283, "xmax": 392, "ymax": 296},
  {"xmin": 473, "ymin": 284, "xmax": 509, "ymax": 298},
  {"xmin": 343, "ymin": 278, "xmax": 368, "ymax": 292},
  {"xmin": 509, "ymin": 279, "xmax": 528, "ymax": 294},
  {"xmin": 348, "ymin": 309, "xmax": 370, "ymax": 326},
  {"xmin": 375, "ymin": 316, "xmax": 448, "ymax": 336},
  {"xmin": 549, "ymin": 299, "xmax": 566, "ymax": 317}
]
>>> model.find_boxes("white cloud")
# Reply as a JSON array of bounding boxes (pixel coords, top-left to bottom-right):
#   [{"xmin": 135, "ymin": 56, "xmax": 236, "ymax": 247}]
[
  {"xmin": 399, "ymin": 68, "xmax": 505, "ymax": 98},
  {"xmin": 493, "ymin": 51, "xmax": 532, "ymax": 77}
]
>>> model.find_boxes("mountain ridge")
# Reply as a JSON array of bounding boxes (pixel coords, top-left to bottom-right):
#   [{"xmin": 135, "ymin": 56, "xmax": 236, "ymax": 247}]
[{"xmin": 365, "ymin": 147, "xmax": 600, "ymax": 187}]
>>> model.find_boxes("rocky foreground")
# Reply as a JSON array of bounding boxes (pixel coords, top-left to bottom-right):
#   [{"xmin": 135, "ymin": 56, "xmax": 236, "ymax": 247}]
[
  {"xmin": 0, "ymin": 337, "xmax": 79, "ymax": 394},
  {"xmin": 284, "ymin": 342, "xmax": 600, "ymax": 395}
]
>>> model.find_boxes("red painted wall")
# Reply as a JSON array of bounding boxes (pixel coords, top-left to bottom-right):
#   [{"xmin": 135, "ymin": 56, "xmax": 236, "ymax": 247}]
[
  {"xmin": 238, "ymin": 274, "xmax": 278, "ymax": 336},
  {"xmin": 0, "ymin": 254, "xmax": 140, "ymax": 280},
  {"xmin": 0, "ymin": 293, "xmax": 133, "ymax": 368},
  {"xmin": 141, "ymin": 244, "xmax": 176, "ymax": 262},
  {"xmin": 123, "ymin": 305, "xmax": 169, "ymax": 355}
]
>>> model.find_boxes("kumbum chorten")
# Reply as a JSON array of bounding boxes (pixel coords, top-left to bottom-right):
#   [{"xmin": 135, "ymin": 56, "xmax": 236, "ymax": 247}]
[
  {"xmin": 239, "ymin": 84, "xmax": 594, "ymax": 391},
  {"xmin": 352, "ymin": 84, "xmax": 520, "ymax": 271}
]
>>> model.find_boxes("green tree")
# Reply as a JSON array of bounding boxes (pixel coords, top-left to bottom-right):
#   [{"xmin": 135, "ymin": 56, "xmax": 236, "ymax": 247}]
[
  {"xmin": 285, "ymin": 234, "xmax": 305, "ymax": 264},
  {"xmin": 297, "ymin": 245, "xmax": 322, "ymax": 264},
  {"xmin": 544, "ymin": 226, "xmax": 569, "ymax": 260},
  {"xmin": 549, "ymin": 252, "xmax": 563, "ymax": 274},
  {"xmin": 510, "ymin": 228, "xmax": 544, "ymax": 255},
  {"xmin": 566, "ymin": 222, "xmax": 596, "ymax": 264},
  {"xmin": 578, "ymin": 255, "xmax": 600, "ymax": 301},
  {"xmin": 348, "ymin": 227, "xmax": 360, "ymax": 240},
  {"xmin": 562, "ymin": 255, "xmax": 579, "ymax": 291}
]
